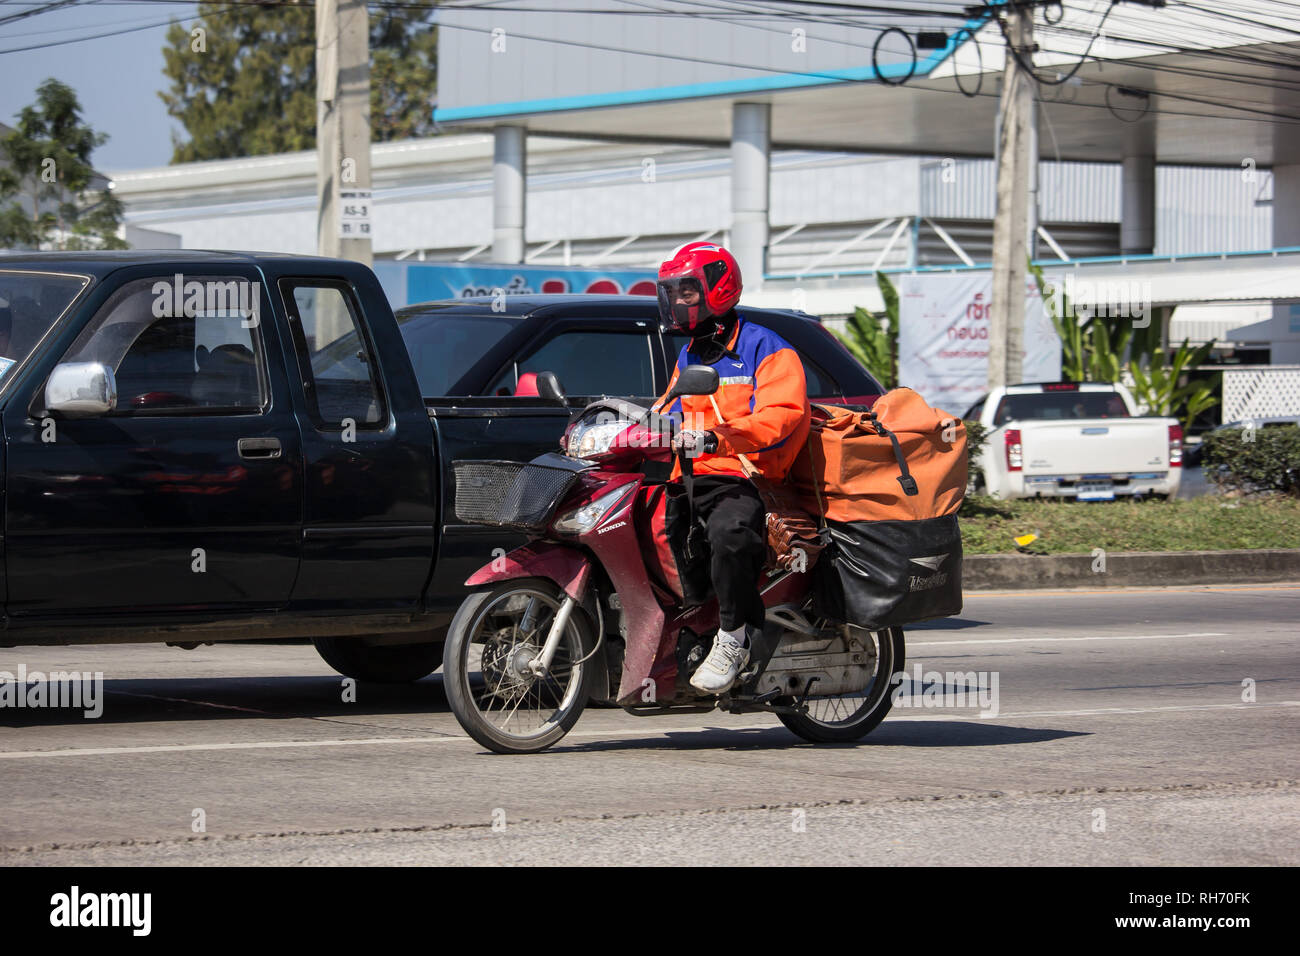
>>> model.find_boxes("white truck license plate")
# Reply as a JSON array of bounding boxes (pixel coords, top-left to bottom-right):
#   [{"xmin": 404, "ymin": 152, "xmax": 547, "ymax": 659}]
[{"xmin": 1076, "ymin": 481, "xmax": 1115, "ymax": 501}]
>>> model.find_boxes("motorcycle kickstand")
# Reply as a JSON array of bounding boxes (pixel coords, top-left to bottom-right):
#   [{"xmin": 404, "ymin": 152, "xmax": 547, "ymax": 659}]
[{"xmin": 791, "ymin": 676, "xmax": 822, "ymax": 714}]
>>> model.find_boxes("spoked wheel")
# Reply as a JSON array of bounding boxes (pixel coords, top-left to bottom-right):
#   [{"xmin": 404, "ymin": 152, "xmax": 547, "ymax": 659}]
[
  {"xmin": 777, "ymin": 626, "xmax": 905, "ymax": 743},
  {"xmin": 443, "ymin": 578, "xmax": 595, "ymax": 755}
]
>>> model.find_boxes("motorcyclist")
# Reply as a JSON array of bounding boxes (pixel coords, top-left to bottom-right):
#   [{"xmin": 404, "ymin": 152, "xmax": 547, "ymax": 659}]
[{"xmin": 654, "ymin": 242, "xmax": 811, "ymax": 694}]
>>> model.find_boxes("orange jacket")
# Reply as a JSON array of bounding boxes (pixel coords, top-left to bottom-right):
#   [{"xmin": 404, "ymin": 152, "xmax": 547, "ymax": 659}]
[{"xmin": 657, "ymin": 315, "xmax": 811, "ymax": 481}]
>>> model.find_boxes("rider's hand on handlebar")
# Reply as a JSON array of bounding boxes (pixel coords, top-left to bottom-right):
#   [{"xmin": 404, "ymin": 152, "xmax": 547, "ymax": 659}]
[{"xmin": 671, "ymin": 429, "xmax": 718, "ymax": 457}]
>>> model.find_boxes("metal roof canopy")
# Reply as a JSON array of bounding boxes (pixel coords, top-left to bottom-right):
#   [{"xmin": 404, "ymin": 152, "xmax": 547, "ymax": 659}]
[{"xmin": 433, "ymin": 0, "xmax": 1300, "ymax": 167}]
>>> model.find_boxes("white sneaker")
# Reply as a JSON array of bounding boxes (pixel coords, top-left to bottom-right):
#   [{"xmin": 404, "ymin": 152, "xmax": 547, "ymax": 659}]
[{"xmin": 689, "ymin": 634, "xmax": 750, "ymax": 694}]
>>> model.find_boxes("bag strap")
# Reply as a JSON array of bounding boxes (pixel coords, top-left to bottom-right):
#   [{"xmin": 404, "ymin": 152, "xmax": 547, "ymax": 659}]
[
  {"xmin": 864, "ymin": 410, "xmax": 919, "ymax": 497},
  {"xmin": 806, "ymin": 430, "xmax": 827, "ymax": 530},
  {"xmin": 707, "ymin": 393, "xmax": 760, "ymax": 480}
]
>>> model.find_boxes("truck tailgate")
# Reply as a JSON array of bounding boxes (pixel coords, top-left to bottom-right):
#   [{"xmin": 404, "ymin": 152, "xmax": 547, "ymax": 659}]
[{"xmin": 1021, "ymin": 419, "xmax": 1170, "ymax": 475}]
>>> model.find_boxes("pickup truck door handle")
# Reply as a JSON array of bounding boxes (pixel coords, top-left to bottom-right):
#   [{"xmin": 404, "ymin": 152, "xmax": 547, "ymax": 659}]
[{"xmin": 238, "ymin": 437, "xmax": 282, "ymax": 459}]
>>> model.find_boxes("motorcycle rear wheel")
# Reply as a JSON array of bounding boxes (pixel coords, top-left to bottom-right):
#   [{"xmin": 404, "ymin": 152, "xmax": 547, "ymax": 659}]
[
  {"xmin": 777, "ymin": 626, "xmax": 904, "ymax": 743},
  {"xmin": 443, "ymin": 578, "xmax": 596, "ymax": 755}
]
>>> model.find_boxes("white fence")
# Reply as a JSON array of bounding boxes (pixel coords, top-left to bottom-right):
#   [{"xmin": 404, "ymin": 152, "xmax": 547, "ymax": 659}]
[{"xmin": 1221, "ymin": 366, "xmax": 1300, "ymax": 422}]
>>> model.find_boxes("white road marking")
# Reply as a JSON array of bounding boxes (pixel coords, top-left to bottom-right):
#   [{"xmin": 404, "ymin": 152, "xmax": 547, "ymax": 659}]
[
  {"xmin": 1, "ymin": 701, "xmax": 1296, "ymax": 760},
  {"xmin": 909, "ymin": 631, "xmax": 1230, "ymax": 647}
]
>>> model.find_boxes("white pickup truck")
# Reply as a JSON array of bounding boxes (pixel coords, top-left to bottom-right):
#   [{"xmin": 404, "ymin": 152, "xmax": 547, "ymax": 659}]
[{"xmin": 963, "ymin": 382, "xmax": 1182, "ymax": 501}]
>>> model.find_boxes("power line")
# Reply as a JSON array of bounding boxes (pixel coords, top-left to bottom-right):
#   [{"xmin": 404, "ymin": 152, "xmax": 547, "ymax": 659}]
[
  {"xmin": 0, "ymin": 0, "xmax": 85, "ymax": 27},
  {"xmin": 6, "ymin": 0, "xmax": 1300, "ymax": 132}
]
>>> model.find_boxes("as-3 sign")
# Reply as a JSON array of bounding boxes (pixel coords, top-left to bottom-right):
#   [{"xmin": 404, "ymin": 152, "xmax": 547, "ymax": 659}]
[{"xmin": 340, "ymin": 189, "xmax": 372, "ymax": 239}]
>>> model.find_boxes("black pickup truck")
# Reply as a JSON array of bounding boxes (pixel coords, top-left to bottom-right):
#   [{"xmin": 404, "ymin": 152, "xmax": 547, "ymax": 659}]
[{"xmin": 0, "ymin": 251, "xmax": 883, "ymax": 681}]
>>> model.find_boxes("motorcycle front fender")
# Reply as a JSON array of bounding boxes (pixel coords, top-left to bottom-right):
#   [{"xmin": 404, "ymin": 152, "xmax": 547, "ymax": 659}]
[{"xmin": 464, "ymin": 540, "xmax": 592, "ymax": 602}]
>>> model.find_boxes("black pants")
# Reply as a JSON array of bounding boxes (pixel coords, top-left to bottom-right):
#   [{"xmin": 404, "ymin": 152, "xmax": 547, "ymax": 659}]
[{"xmin": 691, "ymin": 476, "xmax": 767, "ymax": 631}]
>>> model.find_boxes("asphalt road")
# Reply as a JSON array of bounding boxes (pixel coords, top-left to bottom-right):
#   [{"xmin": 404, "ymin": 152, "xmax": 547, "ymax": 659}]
[{"xmin": 2, "ymin": 584, "xmax": 1297, "ymax": 866}]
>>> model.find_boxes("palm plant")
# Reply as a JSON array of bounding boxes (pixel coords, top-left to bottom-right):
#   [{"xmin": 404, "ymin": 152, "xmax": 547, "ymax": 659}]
[{"xmin": 835, "ymin": 272, "xmax": 898, "ymax": 388}]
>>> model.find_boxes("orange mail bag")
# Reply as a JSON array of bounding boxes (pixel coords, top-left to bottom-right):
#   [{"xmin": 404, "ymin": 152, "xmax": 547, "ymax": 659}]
[
  {"xmin": 789, "ymin": 389, "xmax": 967, "ymax": 523},
  {"xmin": 789, "ymin": 389, "xmax": 967, "ymax": 628}
]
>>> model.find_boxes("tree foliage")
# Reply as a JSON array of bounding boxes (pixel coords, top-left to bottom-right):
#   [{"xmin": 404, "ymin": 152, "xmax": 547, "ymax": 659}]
[
  {"xmin": 0, "ymin": 78, "xmax": 125, "ymax": 250},
  {"xmin": 160, "ymin": 4, "xmax": 439, "ymax": 163}
]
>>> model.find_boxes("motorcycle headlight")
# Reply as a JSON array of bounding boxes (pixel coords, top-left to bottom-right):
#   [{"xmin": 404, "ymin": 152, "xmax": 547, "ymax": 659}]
[
  {"xmin": 568, "ymin": 420, "xmax": 631, "ymax": 459},
  {"xmin": 551, "ymin": 484, "xmax": 632, "ymax": 535}
]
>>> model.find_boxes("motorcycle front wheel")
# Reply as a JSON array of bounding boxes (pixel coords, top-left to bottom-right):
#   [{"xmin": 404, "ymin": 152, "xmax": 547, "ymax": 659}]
[
  {"xmin": 443, "ymin": 578, "xmax": 596, "ymax": 755},
  {"xmin": 777, "ymin": 626, "xmax": 904, "ymax": 743}
]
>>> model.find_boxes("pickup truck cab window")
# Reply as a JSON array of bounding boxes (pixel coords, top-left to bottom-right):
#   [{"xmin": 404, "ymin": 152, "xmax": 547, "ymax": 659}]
[
  {"xmin": 395, "ymin": 310, "xmax": 521, "ymax": 396},
  {"xmin": 0, "ymin": 270, "xmax": 90, "ymax": 381},
  {"xmin": 993, "ymin": 391, "xmax": 1130, "ymax": 425},
  {"xmin": 490, "ymin": 328, "xmax": 655, "ymax": 398},
  {"xmin": 59, "ymin": 276, "xmax": 267, "ymax": 414},
  {"xmin": 281, "ymin": 280, "xmax": 386, "ymax": 428}
]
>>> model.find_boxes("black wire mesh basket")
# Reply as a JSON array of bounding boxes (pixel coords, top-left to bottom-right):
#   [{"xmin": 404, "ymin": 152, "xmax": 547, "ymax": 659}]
[{"xmin": 452, "ymin": 459, "xmax": 584, "ymax": 532}]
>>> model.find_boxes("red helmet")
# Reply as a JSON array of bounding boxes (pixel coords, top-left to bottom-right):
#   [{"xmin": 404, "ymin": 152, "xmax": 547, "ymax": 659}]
[{"xmin": 656, "ymin": 241, "xmax": 742, "ymax": 333}]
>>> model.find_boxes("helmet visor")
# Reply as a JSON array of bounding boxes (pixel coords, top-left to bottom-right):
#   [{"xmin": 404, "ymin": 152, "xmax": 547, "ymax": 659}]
[{"xmin": 656, "ymin": 277, "xmax": 705, "ymax": 332}]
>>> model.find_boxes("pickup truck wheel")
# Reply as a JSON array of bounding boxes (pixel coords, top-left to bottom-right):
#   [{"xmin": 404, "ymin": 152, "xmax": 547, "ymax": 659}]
[
  {"xmin": 443, "ymin": 579, "xmax": 595, "ymax": 755},
  {"xmin": 312, "ymin": 635, "xmax": 444, "ymax": 683}
]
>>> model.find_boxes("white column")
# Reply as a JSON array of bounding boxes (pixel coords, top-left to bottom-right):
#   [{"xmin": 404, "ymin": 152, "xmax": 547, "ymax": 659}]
[
  {"xmin": 731, "ymin": 102, "xmax": 770, "ymax": 293},
  {"xmin": 1270, "ymin": 164, "xmax": 1300, "ymax": 362},
  {"xmin": 493, "ymin": 125, "xmax": 526, "ymax": 263},
  {"xmin": 1120, "ymin": 154, "xmax": 1156, "ymax": 256}
]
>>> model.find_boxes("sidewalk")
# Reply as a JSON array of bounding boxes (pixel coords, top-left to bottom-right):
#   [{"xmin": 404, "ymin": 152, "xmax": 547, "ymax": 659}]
[{"xmin": 964, "ymin": 549, "xmax": 1300, "ymax": 590}]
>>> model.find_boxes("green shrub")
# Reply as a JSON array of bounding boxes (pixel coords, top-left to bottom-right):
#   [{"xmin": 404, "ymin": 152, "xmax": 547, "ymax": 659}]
[
  {"xmin": 962, "ymin": 419, "xmax": 987, "ymax": 489},
  {"xmin": 963, "ymin": 419, "xmax": 987, "ymax": 459},
  {"xmin": 1202, "ymin": 424, "xmax": 1300, "ymax": 497}
]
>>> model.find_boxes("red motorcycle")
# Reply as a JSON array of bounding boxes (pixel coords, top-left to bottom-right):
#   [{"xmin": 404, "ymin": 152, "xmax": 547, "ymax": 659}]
[{"xmin": 442, "ymin": 367, "xmax": 904, "ymax": 754}]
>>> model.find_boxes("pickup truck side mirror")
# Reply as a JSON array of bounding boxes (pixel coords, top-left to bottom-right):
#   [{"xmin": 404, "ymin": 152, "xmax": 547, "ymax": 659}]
[
  {"xmin": 535, "ymin": 370, "xmax": 566, "ymax": 404},
  {"xmin": 668, "ymin": 365, "xmax": 719, "ymax": 400},
  {"xmin": 45, "ymin": 362, "xmax": 118, "ymax": 417}
]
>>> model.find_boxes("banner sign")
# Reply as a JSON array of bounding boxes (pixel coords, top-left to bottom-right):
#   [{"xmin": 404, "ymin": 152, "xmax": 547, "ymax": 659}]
[
  {"xmin": 898, "ymin": 274, "xmax": 1061, "ymax": 414},
  {"xmin": 373, "ymin": 261, "xmax": 658, "ymax": 308}
]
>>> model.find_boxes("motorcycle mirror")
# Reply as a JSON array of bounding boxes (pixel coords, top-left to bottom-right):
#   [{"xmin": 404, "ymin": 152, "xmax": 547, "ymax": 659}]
[
  {"xmin": 668, "ymin": 365, "xmax": 720, "ymax": 400},
  {"xmin": 535, "ymin": 370, "xmax": 567, "ymax": 404}
]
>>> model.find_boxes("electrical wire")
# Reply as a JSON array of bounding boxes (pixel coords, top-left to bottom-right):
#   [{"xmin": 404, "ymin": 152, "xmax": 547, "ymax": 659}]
[
  {"xmin": 986, "ymin": 0, "xmax": 1121, "ymax": 86},
  {"xmin": 952, "ymin": 24, "xmax": 983, "ymax": 96},
  {"xmin": 0, "ymin": 0, "xmax": 85, "ymax": 28},
  {"xmin": 1104, "ymin": 82, "xmax": 1150, "ymax": 122},
  {"xmin": 5, "ymin": 0, "xmax": 1300, "ymax": 132},
  {"xmin": 872, "ymin": 25, "xmax": 916, "ymax": 84}
]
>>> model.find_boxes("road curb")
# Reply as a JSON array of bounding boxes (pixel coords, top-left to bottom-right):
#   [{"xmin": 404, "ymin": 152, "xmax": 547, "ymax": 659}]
[{"xmin": 964, "ymin": 549, "xmax": 1300, "ymax": 590}]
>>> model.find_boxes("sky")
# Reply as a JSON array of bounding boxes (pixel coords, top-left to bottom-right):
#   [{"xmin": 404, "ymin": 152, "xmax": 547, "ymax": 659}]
[{"xmin": 0, "ymin": 2, "xmax": 210, "ymax": 173}]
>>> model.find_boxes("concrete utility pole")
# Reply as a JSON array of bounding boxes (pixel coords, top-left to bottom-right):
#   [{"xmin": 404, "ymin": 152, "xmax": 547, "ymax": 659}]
[
  {"xmin": 988, "ymin": 1, "xmax": 1034, "ymax": 390},
  {"xmin": 316, "ymin": 0, "xmax": 372, "ymax": 267}
]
